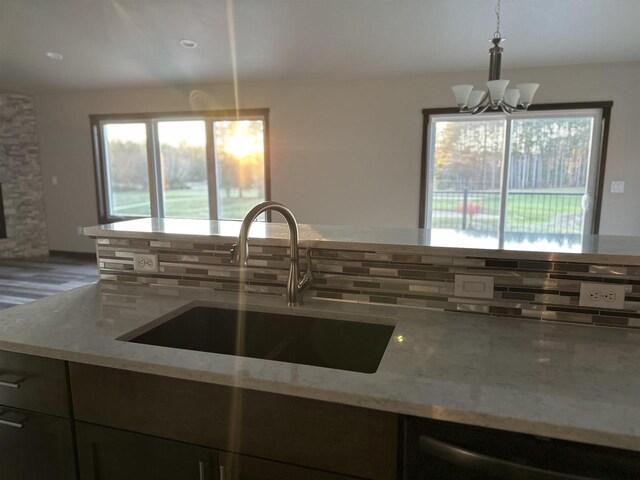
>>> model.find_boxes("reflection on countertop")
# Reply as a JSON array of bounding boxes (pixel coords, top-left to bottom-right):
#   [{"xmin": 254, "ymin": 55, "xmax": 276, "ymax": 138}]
[{"xmin": 85, "ymin": 218, "xmax": 640, "ymax": 262}]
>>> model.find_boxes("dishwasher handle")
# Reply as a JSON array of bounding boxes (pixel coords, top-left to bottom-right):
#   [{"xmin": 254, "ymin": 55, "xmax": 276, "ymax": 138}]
[{"xmin": 419, "ymin": 435, "xmax": 597, "ymax": 480}]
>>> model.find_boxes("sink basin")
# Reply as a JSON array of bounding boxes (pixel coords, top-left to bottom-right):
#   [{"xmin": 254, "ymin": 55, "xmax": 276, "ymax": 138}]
[{"xmin": 124, "ymin": 306, "xmax": 395, "ymax": 374}]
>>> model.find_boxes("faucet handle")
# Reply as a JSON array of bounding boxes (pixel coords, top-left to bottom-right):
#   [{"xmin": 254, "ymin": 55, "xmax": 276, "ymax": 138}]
[
  {"xmin": 229, "ymin": 243, "xmax": 239, "ymax": 264},
  {"xmin": 305, "ymin": 248, "xmax": 314, "ymax": 280},
  {"xmin": 296, "ymin": 248, "xmax": 315, "ymax": 293},
  {"xmin": 230, "ymin": 243, "xmax": 250, "ymax": 267}
]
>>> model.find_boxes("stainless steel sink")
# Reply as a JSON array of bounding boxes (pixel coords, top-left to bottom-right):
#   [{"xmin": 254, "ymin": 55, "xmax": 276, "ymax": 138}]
[{"xmin": 124, "ymin": 306, "xmax": 395, "ymax": 374}]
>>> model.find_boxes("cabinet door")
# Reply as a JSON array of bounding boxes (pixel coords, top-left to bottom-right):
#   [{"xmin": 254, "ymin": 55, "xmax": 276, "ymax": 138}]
[
  {"xmin": 76, "ymin": 422, "xmax": 217, "ymax": 480},
  {"xmin": 218, "ymin": 452, "xmax": 358, "ymax": 480},
  {"xmin": 0, "ymin": 407, "xmax": 75, "ymax": 480},
  {"xmin": 71, "ymin": 363, "xmax": 398, "ymax": 480}
]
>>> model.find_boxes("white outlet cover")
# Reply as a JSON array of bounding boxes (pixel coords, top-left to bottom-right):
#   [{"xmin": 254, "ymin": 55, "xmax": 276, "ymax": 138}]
[
  {"xmin": 579, "ymin": 283, "xmax": 626, "ymax": 310},
  {"xmin": 133, "ymin": 253, "xmax": 159, "ymax": 273},
  {"xmin": 454, "ymin": 274, "xmax": 494, "ymax": 299},
  {"xmin": 610, "ymin": 181, "xmax": 625, "ymax": 194}
]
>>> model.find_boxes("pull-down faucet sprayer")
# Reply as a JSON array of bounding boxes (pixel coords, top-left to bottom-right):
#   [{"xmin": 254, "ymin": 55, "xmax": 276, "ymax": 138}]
[{"xmin": 230, "ymin": 202, "xmax": 313, "ymax": 306}]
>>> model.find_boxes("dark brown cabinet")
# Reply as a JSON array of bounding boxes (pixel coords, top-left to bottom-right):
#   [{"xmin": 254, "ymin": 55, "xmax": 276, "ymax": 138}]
[
  {"xmin": 70, "ymin": 363, "xmax": 398, "ymax": 480},
  {"xmin": 0, "ymin": 350, "xmax": 399, "ymax": 480},
  {"xmin": 0, "ymin": 350, "xmax": 75, "ymax": 480},
  {"xmin": 75, "ymin": 421, "xmax": 360, "ymax": 480},
  {"xmin": 218, "ymin": 452, "xmax": 359, "ymax": 480},
  {"xmin": 0, "ymin": 349, "xmax": 70, "ymax": 417},
  {"xmin": 76, "ymin": 422, "xmax": 218, "ymax": 480},
  {"xmin": 0, "ymin": 407, "xmax": 76, "ymax": 480}
]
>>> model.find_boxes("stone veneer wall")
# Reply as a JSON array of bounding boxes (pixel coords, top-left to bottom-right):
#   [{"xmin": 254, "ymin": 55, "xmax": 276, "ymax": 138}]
[
  {"xmin": 0, "ymin": 92, "xmax": 48, "ymax": 258},
  {"xmin": 96, "ymin": 237, "xmax": 640, "ymax": 330}
]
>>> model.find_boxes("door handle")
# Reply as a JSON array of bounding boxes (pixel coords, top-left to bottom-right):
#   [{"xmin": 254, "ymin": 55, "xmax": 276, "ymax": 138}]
[
  {"xmin": 219, "ymin": 465, "xmax": 226, "ymax": 480},
  {"xmin": 419, "ymin": 435, "xmax": 597, "ymax": 480},
  {"xmin": 198, "ymin": 460, "xmax": 208, "ymax": 480}
]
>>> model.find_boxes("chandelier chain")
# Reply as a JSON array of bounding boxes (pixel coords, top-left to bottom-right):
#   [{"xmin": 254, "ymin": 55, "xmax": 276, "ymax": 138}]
[
  {"xmin": 494, "ymin": 0, "xmax": 501, "ymax": 38},
  {"xmin": 451, "ymin": 0, "xmax": 538, "ymax": 114}
]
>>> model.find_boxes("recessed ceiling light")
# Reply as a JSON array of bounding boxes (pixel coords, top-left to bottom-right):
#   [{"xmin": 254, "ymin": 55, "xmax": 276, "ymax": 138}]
[
  {"xmin": 46, "ymin": 51, "xmax": 64, "ymax": 60},
  {"xmin": 179, "ymin": 38, "xmax": 198, "ymax": 49}
]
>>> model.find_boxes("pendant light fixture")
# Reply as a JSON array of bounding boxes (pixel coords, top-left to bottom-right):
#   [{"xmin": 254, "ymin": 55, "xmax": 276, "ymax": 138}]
[{"xmin": 452, "ymin": 0, "xmax": 539, "ymax": 114}]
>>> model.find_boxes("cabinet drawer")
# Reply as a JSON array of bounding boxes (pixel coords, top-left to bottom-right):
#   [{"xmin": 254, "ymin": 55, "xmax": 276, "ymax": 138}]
[
  {"xmin": 0, "ymin": 406, "xmax": 76, "ymax": 480},
  {"xmin": 70, "ymin": 363, "xmax": 398, "ymax": 480},
  {"xmin": 0, "ymin": 350, "xmax": 70, "ymax": 417}
]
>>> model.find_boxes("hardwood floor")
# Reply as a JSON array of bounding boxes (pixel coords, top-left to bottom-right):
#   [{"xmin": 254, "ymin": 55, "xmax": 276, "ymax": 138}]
[{"xmin": 0, "ymin": 254, "xmax": 98, "ymax": 310}]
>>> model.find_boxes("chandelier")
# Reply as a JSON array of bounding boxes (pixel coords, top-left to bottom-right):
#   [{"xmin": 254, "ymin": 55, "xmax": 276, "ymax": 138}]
[{"xmin": 451, "ymin": 0, "xmax": 539, "ymax": 114}]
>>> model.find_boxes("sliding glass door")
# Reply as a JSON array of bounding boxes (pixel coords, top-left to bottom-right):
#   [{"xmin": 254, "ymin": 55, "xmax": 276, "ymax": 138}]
[{"xmin": 425, "ymin": 109, "xmax": 602, "ymax": 248}]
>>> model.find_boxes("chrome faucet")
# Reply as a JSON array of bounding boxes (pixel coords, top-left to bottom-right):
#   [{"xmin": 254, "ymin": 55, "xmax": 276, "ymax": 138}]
[{"xmin": 230, "ymin": 201, "xmax": 313, "ymax": 306}]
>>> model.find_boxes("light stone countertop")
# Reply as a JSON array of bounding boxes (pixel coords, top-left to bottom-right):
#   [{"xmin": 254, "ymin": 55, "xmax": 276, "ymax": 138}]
[
  {"xmin": 85, "ymin": 218, "xmax": 640, "ymax": 265},
  {"xmin": 0, "ymin": 282, "xmax": 639, "ymax": 452}
]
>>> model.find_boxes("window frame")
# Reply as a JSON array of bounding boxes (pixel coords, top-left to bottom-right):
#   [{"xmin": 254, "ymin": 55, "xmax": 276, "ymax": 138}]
[
  {"xmin": 90, "ymin": 109, "xmax": 271, "ymax": 224},
  {"xmin": 418, "ymin": 102, "xmax": 613, "ymax": 234}
]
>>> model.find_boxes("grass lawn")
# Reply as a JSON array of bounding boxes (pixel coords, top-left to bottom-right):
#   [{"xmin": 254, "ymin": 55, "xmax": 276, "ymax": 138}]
[
  {"xmin": 111, "ymin": 186, "xmax": 585, "ymax": 234},
  {"xmin": 111, "ymin": 186, "xmax": 264, "ymax": 220}
]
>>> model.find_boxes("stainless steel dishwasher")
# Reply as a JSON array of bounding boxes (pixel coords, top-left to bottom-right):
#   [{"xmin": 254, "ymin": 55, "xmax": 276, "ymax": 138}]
[{"xmin": 401, "ymin": 416, "xmax": 640, "ymax": 479}]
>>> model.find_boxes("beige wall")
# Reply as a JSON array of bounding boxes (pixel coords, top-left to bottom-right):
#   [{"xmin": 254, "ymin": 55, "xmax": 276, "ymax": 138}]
[{"xmin": 35, "ymin": 61, "xmax": 640, "ymax": 253}]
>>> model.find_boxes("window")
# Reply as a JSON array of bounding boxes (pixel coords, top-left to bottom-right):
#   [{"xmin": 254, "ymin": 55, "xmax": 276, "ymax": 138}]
[
  {"xmin": 419, "ymin": 103, "xmax": 612, "ymax": 248},
  {"xmin": 91, "ymin": 110, "xmax": 270, "ymax": 223},
  {"xmin": 102, "ymin": 122, "xmax": 151, "ymax": 217}
]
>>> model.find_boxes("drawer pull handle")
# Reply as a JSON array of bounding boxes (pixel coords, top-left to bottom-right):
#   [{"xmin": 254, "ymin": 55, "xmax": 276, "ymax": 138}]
[
  {"xmin": 0, "ymin": 417, "xmax": 23, "ymax": 428},
  {"xmin": 0, "ymin": 372, "xmax": 24, "ymax": 389},
  {"xmin": 219, "ymin": 465, "xmax": 226, "ymax": 480},
  {"xmin": 0, "ymin": 409, "xmax": 26, "ymax": 429},
  {"xmin": 0, "ymin": 379, "xmax": 21, "ymax": 389}
]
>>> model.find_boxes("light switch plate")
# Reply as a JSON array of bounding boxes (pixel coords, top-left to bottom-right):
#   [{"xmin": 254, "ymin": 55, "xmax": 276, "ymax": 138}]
[
  {"xmin": 579, "ymin": 282, "xmax": 626, "ymax": 309},
  {"xmin": 133, "ymin": 253, "xmax": 159, "ymax": 273},
  {"xmin": 455, "ymin": 274, "xmax": 494, "ymax": 299}
]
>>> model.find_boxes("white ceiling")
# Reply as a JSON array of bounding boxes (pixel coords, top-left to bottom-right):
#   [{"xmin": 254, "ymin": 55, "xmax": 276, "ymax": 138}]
[{"xmin": 1, "ymin": 0, "xmax": 640, "ymax": 93}]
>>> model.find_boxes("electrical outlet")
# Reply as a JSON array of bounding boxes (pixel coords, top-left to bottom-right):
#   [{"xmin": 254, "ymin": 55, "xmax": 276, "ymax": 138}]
[
  {"xmin": 610, "ymin": 181, "xmax": 625, "ymax": 194},
  {"xmin": 579, "ymin": 283, "xmax": 626, "ymax": 309},
  {"xmin": 454, "ymin": 274, "xmax": 494, "ymax": 299},
  {"xmin": 133, "ymin": 253, "xmax": 158, "ymax": 273}
]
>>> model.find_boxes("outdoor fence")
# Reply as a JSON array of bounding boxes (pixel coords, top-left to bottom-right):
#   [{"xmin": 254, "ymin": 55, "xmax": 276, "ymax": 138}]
[{"xmin": 431, "ymin": 190, "xmax": 584, "ymax": 234}]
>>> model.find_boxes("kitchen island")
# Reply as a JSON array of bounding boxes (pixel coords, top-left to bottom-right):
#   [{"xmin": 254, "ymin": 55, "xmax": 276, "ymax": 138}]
[
  {"xmin": 1, "ymin": 218, "xmax": 640, "ymax": 478},
  {"xmin": 0, "ymin": 282, "xmax": 638, "ymax": 452}
]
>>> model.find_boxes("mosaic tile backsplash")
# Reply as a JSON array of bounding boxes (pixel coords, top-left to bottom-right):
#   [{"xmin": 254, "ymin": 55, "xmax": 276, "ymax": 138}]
[{"xmin": 96, "ymin": 237, "xmax": 640, "ymax": 330}]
